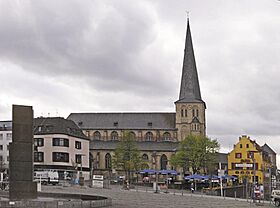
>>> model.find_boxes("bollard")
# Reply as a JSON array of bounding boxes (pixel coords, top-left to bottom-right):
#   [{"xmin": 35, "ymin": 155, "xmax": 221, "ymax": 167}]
[{"xmin": 234, "ymin": 191, "xmax": 236, "ymax": 200}]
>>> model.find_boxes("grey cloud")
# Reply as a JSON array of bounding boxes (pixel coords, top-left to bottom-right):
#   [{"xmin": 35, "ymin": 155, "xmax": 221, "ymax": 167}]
[{"xmin": 0, "ymin": 0, "xmax": 174, "ymax": 98}]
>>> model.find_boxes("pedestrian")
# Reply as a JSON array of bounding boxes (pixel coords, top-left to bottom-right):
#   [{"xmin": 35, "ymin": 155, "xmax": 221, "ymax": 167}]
[{"xmin": 191, "ymin": 182, "xmax": 194, "ymax": 193}]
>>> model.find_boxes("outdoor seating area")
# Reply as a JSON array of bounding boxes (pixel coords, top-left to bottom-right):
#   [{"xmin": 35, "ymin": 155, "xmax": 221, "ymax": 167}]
[{"xmin": 184, "ymin": 174, "xmax": 237, "ymax": 182}]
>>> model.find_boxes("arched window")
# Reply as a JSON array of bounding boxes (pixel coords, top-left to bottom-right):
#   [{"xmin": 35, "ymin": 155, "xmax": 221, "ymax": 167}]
[
  {"xmin": 142, "ymin": 154, "xmax": 149, "ymax": 162},
  {"xmin": 192, "ymin": 108, "xmax": 199, "ymax": 118},
  {"xmin": 111, "ymin": 131, "xmax": 118, "ymax": 140},
  {"xmin": 93, "ymin": 131, "xmax": 101, "ymax": 140},
  {"xmin": 160, "ymin": 154, "xmax": 168, "ymax": 170},
  {"xmin": 191, "ymin": 123, "xmax": 200, "ymax": 131},
  {"xmin": 145, "ymin": 132, "xmax": 153, "ymax": 141},
  {"xmin": 105, "ymin": 153, "xmax": 111, "ymax": 169},
  {"xmin": 163, "ymin": 132, "xmax": 171, "ymax": 141},
  {"xmin": 129, "ymin": 131, "xmax": 136, "ymax": 140},
  {"xmin": 181, "ymin": 106, "xmax": 187, "ymax": 118}
]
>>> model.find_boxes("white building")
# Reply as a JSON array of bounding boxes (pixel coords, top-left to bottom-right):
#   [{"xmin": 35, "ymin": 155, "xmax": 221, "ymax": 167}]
[
  {"xmin": 33, "ymin": 117, "xmax": 90, "ymax": 180},
  {"xmin": 0, "ymin": 121, "xmax": 12, "ymax": 172}
]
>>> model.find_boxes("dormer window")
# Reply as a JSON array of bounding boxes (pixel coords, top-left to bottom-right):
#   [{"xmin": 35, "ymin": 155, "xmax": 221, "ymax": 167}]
[
  {"xmin": 46, "ymin": 125, "xmax": 53, "ymax": 132},
  {"xmin": 148, "ymin": 122, "xmax": 152, "ymax": 127},
  {"xmin": 78, "ymin": 121, "xmax": 83, "ymax": 126},
  {"xmin": 113, "ymin": 122, "xmax": 118, "ymax": 127}
]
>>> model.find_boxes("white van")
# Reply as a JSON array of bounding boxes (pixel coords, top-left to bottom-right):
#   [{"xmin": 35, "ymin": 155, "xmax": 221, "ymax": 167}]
[{"xmin": 34, "ymin": 170, "xmax": 59, "ymax": 185}]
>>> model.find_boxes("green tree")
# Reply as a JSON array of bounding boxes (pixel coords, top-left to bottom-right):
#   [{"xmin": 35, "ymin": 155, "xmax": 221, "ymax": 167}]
[
  {"xmin": 171, "ymin": 134, "xmax": 220, "ymax": 174},
  {"xmin": 112, "ymin": 131, "xmax": 144, "ymax": 183}
]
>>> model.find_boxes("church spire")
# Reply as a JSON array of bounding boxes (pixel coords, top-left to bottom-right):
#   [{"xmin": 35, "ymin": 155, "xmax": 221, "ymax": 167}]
[{"xmin": 176, "ymin": 19, "xmax": 203, "ymax": 104}]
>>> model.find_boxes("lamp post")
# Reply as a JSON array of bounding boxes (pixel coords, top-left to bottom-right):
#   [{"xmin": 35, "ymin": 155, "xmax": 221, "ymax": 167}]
[
  {"xmin": 248, "ymin": 150, "xmax": 258, "ymax": 203},
  {"xmin": 253, "ymin": 157, "xmax": 256, "ymax": 203},
  {"xmin": 79, "ymin": 154, "xmax": 86, "ymax": 186},
  {"xmin": 152, "ymin": 151, "xmax": 159, "ymax": 193}
]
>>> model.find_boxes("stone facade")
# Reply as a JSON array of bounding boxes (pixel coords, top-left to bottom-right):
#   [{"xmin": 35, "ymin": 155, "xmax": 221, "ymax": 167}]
[
  {"xmin": 84, "ymin": 129, "xmax": 177, "ymax": 142},
  {"xmin": 175, "ymin": 103, "xmax": 206, "ymax": 141}
]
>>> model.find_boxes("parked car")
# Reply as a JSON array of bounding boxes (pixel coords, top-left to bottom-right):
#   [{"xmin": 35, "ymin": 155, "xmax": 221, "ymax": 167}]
[
  {"xmin": 34, "ymin": 170, "xmax": 59, "ymax": 185},
  {"xmin": 271, "ymin": 190, "xmax": 280, "ymax": 206}
]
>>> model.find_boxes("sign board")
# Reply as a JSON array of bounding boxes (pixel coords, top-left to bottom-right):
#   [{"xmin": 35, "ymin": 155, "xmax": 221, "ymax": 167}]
[
  {"xmin": 174, "ymin": 181, "xmax": 182, "ymax": 185},
  {"xmin": 0, "ymin": 173, "xmax": 3, "ymax": 182},
  {"xmin": 235, "ymin": 163, "xmax": 253, "ymax": 168},
  {"xmin": 92, "ymin": 180, "xmax": 104, "ymax": 188},
  {"xmin": 93, "ymin": 175, "xmax": 104, "ymax": 180},
  {"xmin": 218, "ymin": 170, "xmax": 225, "ymax": 176}
]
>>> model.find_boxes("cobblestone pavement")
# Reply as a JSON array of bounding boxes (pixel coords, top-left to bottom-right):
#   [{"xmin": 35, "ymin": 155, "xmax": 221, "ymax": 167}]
[{"xmin": 42, "ymin": 185, "xmax": 275, "ymax": 208}]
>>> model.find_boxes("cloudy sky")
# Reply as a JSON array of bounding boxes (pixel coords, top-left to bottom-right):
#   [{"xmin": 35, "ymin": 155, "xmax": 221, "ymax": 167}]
[{"xmin": 0, "ymin": 0, "xmax": 280, "ymax": 156}]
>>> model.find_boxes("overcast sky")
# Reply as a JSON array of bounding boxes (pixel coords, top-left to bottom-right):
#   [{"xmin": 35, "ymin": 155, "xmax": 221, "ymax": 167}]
[{"xmin": 0, "ymin": 0, "xmax": 280, "ymax": 158}]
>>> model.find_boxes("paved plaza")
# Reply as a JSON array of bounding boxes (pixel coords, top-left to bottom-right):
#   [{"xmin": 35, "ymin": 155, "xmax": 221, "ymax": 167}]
[{"xmin": 42, "ymin": 185, "xmax": 275, "ymax": 208}]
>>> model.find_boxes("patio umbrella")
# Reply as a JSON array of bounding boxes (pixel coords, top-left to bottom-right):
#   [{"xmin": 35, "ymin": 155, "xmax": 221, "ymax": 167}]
[
  {"xmin": 158, "ymin": 170, "xmax": 178, "ymax": 175},
  {"xmin": 184, "ymin": 174, "xmax": 209, "ymax": 180},
  {"xmin": 138, "ymin": 169, "xmax": 157, "ymax": 174}
]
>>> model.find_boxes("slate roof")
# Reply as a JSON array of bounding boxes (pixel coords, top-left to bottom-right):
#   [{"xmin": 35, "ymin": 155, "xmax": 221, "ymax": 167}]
[
  {"xmin": 67, "ymin": 113, "xmax": 176, "ymax": 130},
  {"xmin": 90, "ymin": 140, "xmax": 179, "ymax": 152},
  {"xmin": 176, "ymin": 19, "xmax": 205, "ymax": 106},
  {"xmin": 0, "ymin": 121, "xmax": 12, "ymax": 131},
  {"xmin": 216, "ymin": 153, "xmax": 228, "ymax": 164},
  {"xmin": 261, "ymin": 143, "xmax": 276, "ymax": 155},
  {"xmin": 34, "ymin": 117, "xmax": 88, "ymax": 140}
]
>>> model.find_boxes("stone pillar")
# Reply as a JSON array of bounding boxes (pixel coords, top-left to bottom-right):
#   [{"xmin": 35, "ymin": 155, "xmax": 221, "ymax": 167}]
[{"xmin": 9, "ymin": 105, "xmax": 38, "ymax": 200}]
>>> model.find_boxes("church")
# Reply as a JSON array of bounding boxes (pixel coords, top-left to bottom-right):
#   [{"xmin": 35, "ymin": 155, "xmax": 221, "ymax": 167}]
[{"xmin": 67, "ymin": 19, "xmax": 206, "ymax": 176}]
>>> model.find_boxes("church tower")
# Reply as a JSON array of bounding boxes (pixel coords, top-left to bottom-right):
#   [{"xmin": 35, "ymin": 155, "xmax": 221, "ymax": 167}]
[{"xmin": 175, "ymin": 19, "xmax": 206, "ymax": 141}]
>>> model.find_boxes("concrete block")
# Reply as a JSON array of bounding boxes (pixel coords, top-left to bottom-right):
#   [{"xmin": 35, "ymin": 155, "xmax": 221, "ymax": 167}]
[
  {"xmin": 9, "ymin": 161, "xmax": 33, "ymax": 181},
  {"xmin": 9, "ymin": 143, "xmax": 33, "ymax": 162},
  {"xmin": 12, "ymin": 123, "xmax": 33, "ymax": 143},
  {"xmin": 12, "ymin": 105, "xmax": 33, "ymax": 143},
  {"xmin": 9, "ymin": 181, "xmax": 37, "ymax": 200}
]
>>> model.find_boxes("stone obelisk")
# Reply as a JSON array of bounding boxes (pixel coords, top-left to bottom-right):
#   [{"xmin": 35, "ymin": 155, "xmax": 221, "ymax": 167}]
[{"xmin": 9, "ymin": 105, "xmax": 37, "ymax": 200}]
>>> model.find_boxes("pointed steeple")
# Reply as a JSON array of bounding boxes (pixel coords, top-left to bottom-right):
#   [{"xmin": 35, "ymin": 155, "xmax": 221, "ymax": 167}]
[{"xmin": 176, "ymin": 19, "xmax": 204, "ymax": 104}]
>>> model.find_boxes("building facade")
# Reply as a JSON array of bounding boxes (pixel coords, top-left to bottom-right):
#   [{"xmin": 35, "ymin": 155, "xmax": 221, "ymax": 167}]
[
  {"xmin": 0, "ymin": 121, "xmax": 12, "ymax": 172},
  {"xmin": 68, "ymin": 19, "xmax": 206, "ymax": 175},
  {"xmin": 33, "ymin": 117, "xmax": 90, "ymax": 179},
  {"xmin": 228, "ymin": 135, "xmax": 273, "ymax": 184}
]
